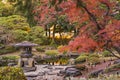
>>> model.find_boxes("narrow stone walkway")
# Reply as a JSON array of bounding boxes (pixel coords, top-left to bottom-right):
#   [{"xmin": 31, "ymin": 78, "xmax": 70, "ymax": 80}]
[
  {"xmin": 81, "ymin": 60, "xmax": 114, "ymax": 78},
  {"xmin": 25, "ymin": 65, "xmax": 70, "ymax": 80},
  {"xmin": 25, "ymin": 60, "xmax": 117, "ymax": 80}
]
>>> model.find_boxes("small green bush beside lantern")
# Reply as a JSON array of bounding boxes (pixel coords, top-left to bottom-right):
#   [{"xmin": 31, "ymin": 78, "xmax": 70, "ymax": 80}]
[{"xmin": 0, "ymin": 67, "xmax": 26, "ymax": 80}]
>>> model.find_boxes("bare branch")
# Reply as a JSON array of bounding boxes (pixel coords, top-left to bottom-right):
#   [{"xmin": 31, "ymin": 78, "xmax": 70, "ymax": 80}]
[
  {"xmin": 106, "ymin": 48, "xmax": 120, "ymax": 59},
  {"xmin": 101, "ymin": 2, "xmax": 110, "ymax": 16}
]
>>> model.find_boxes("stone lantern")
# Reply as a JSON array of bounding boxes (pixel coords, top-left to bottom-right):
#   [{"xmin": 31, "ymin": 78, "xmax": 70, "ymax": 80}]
[{"xmin": 14, "ymin": 41, "xmax": 37, "ymax": 68}]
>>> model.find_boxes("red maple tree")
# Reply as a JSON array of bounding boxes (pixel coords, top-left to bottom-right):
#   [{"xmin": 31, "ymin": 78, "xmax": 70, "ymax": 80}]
[{"xmin": 34, "ymin": 0, "xmax": 120, "ymax": 58}]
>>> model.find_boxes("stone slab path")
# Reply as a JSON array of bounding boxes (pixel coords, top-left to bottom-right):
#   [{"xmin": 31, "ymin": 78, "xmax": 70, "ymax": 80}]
[
  {"xmin": 24, "ymin": 60, "xmax": 118, "ymax": 80},
  {"xmin": 25, "ymin": 65, "xmax": 71, "ymax": 80}
]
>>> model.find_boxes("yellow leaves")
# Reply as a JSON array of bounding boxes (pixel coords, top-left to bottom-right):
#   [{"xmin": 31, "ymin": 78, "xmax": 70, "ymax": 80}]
[
  {"xmin": 22, "ymin": 26, "xmax": 31, "ymax": 32},
  {"xmin": 115, "ymin": 30, "xmax": 120, "ymax": 33},
  {"xmin": 49, "ymin": 32, "xmax": 73, "ymax": 39}
]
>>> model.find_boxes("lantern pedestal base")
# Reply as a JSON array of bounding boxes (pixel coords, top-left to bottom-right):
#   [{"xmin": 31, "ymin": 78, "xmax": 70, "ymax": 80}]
[
  {"xmin": 22, "ymin": 67, "xmax": 37, "ymax": 72},
  {"xmin": 18, "ymin": 58, "xmax": 35, "ymax": 67}
]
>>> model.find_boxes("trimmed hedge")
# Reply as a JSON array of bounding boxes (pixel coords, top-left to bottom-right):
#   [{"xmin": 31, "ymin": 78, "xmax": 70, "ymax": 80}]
[
  {"xmin": 36, "ymin": 47, "xmax": 45, "ymax": 52},
  {"xmin": 1, "ymin": 56, "xmax": 19, "ymax": 60},
  {"xmin": 87, "ymin": 54, "xmax": 100, "ymax": 65},
  {"xmin": 88, "ymin": 57, "xmax": 100, "ymax": 65},
  {"xmin": 89, "ymin": 54, "xmax": 99, "ymax": 58},
  {"xmin": 0, "ymin": 46, "xmax": 17, "ymax": 55},
  {"xmin": 75, "ymin": 54, "xmax": 100, "ymax": 64},
  {"xmin": 45, "ymin": 50, "xmax": 58, "ymax": 56},
  {"xmin": 75, "ymin": 55, "xmax": 88, "ymax": 63},
  {"xmin": 102, "ymin": 50, "xmax": 112, "ymax": 57}
]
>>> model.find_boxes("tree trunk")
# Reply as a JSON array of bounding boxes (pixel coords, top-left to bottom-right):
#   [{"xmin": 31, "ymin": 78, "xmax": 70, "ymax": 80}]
[
  {"xmin": 45, "ymin": 27, "xmax": 48, "ymax": 36},
  {"xmin": 59, "ymin": 32, "xmax": 63, "ymax": 45},
  {"xmin": 48, "ymin": 28, "xmax": 51, "ymax": 38},
  {"xmin": 53, "ymin": 24, "xmax": 56, "ymax": 39}
]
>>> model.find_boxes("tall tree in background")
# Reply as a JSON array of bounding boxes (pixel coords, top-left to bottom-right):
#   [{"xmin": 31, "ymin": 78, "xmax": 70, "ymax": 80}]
[{"xmin": 7, "ymin": 0, "xmax": 40, "ymax": 27}]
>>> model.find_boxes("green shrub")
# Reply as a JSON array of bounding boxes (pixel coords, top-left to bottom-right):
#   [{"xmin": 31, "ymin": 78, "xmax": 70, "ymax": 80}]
[
  {"xmin": 45, "ymin": 57, "xmax": 58, "ymax": 64},
  {"xmin": 45, "ymin": 50, "xmax": 58, "ymax": 56},
  {"xmin": 36, "ymin": 47, "xmax": 45, "ymax": 52},
  {"xmin": 1, "ymin": 56, "xmax": 19, "ymax": 60},
  {"xmin": 0, "ymin": 44, "xmax": 4, "ymax": 47},
  {"xmin": 59, "ymin": 57, "xmax": 69, "ymax": 65},
  {"xmin": 88, "ymin": 57, "xmax": 100, "ymax": 65},
  {"xmin": 29, "ymin": 26, "xmax": 49, "ymax": 45},
  {"xmin": 0, "ymin": 46, "xmax": 17, "ymax": 55},
  {"xmin": 12, "ymin": 30, "xmax": 28, "ymax": 42},
  {"xmin": 0, "ymin": 2, "xmax": 14, "ymax": 17},
  {"xmin": 80, "ymin": 53, "xmax": 89, "ymax": 56},
  {"xmin": 102, "ymin": 50, "xmax": 112, "ymax": 57},
  {"xmin": 87, "ymin": 54, "xmax": 100, "ymax": 65},
  {"xmin": 0, "ymin": 15, "xmax": 30, "ymax": 43},
  {"xmin": 33, "ymin": 38, "xmax": 44, "ymax": 45},
  {"xmin": 0, "ymin": 67, "xmax": 26, "ymax": 80},
  {"xmin": 89, "ymin": 54, "xmax": 99, "ymax": 58},
  {"xmin": 75, "ymin": 55, "xmax": 88, "ymax": 63},
  {"xmin": 0, "ymin": 15, "xmax": 29, "ymax": 30}
]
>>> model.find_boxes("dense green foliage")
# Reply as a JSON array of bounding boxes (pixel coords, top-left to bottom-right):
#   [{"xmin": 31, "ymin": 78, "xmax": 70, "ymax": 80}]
[
  {"xmin": 36, "ymin": 47, "xmax": 45, "ymax": 52},
  {"xmin": 45, "ymin": 50, "xmax": 58, "ymax": 56},
  {"xmin": 102, "ymin": 50, "xmax": 112, "ymax": 57},
  {"xmin": 87, "ymin": 54, "xmax": 100, "ymax": 65},
  {"xmin": 0, "ymin": 14, "xmax": 48, "ymax": 54},
  {"xmin": 0, "ymin": 2, "xmax": 14, "ymax": 17},
  {"xmin": 0, "ymin": 46, "xmax": 17, "ymax": 55},
  {"xmin": 1, "ymin": 56, "xmax": 19, "ymax": 61},
  {"xmin": 7, "ymin": 0, "xmax": 39, "ymax": 26},
  {"xmin": 0, "ymin": 15, "xmax": 29, "ymax": 30},
  {"xmin": 0, "ymin": 67, "xmax": 26, "ymax": 80},
  {"xmin": 75, "ymin": 53, "xmax": 100, "ymax": 65},
  {"xmin": 88, "ymin": 56, "xmax": 100, "ymax": 65},
  {"xmin": 28, "ymin": 26, "xmax": 49, "ymax": 45},
  {"xmin": 0, "ymin": 15, "xmax": 30, "ymax": 43},
  {"xmin": 75, "ymin": 55, "xmax": 88, "ymax": 63},
  {"xmin": 0, "ymin": 15, "xmax": 47, "ymax": 44}
]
